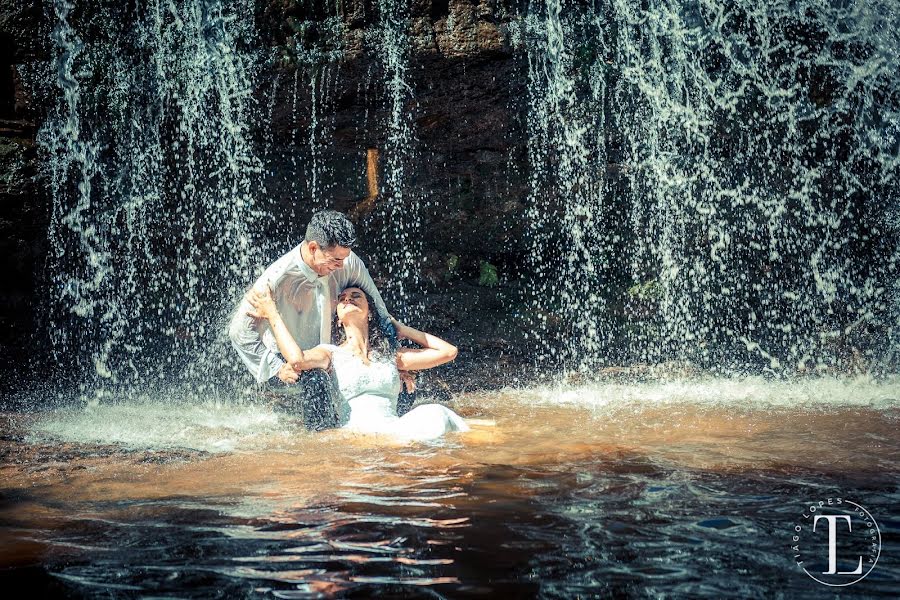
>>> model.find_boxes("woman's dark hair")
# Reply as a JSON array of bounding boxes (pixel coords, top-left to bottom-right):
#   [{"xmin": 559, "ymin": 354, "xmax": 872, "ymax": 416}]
[{"xmin": 331, "ymin": 286, "xmax": 393, "ymax": 360}]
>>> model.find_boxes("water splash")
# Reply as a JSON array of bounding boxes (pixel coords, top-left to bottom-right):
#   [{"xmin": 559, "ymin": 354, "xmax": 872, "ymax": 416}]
[
  {"xmin": 30, "ymin": 398, "xmax": 289, "ymax": 452},
  {"xmin": 306, "ymin": 64, "xmax": 343, "ymax": 209},
  {"xmin": 522, "ymin": 0, "xmax": 900, "ymax": 375},
  {"xmin": 41, "ymin": 0, "xmax": 266, "ymax": 398},
  {"xmin": 520, "ymin": 375, "xmax": 900, "ymax": 411}
]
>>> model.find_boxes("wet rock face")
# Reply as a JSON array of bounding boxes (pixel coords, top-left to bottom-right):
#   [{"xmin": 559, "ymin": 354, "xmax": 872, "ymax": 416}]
[
  {"xmin": 252, "ymin": 0, "xmax": 532, "ymax": 349},
  {"xmin": 257, "ymin": 0, "xmax": 514, "ymax": 57},
  {"xmin": 0, "ymin": 1, "xmax": 51, "ymax": 384},
  {"xmin": 425, "ymin": 0, "xmax": 508, "ymax": 56},
  {"xmin": 0, "ymin": 0, "xmax": 47, "ymax": 119},
  {"xmin": 253, "ymin": 0, "xmax": 534, "ymax": 358},
  {"xmin": 255, "ymin": 0, "xmax": 528, "ymax": 249},
  {"xmin": 0, "ymin": 0, "xmax": 47, "ymax": 62},
  {"xmin": 0, "ymin": 131, "xmax": 47, "ymax": 388}
]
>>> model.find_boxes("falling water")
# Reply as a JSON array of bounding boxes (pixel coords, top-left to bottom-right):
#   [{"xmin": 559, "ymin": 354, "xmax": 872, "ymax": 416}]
[
  {"xmin": 370, "ymin": 0, "xmax": 423, "ymax": 314},
  {"xmin": 523, "ymin": 0, "xmax": 614, "ymax": 370},
  {"xmin": 522, "ymin": 0, "xmax": 900, "ymax": 374},
  {"xmin": 305, "ymin": 64, "xmax": 343, "ymax": 210},
  {"xmin": 37, "ymin": 0, "xmax": 900, "ymax": 391},
  {"xmin": 41, "ymin": 0, "xmax": 266, "ymax": 398},
  {"xmin": 264, "ymin": 10, "xmax": 428, "ymax": 298},
  {"xmin": 282, "ymin": 15, "xmax": 346, "ymax": 212},
  {"xmin": 308, "ymin": 67, "xmax": 323, "ymax": 204}
]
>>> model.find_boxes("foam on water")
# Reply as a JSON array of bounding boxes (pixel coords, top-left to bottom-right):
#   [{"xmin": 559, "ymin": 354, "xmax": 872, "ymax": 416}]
[
  {"xmin": 26, "ymin": 377, "xmax": 899, "ymax": 453},
  {"xmin": 30, "ymin": 400, "xmax": 292, "ymax": 453},
  {"xmin": 516, "ymin": 376, "xmax": 900, "ymax": 410}
]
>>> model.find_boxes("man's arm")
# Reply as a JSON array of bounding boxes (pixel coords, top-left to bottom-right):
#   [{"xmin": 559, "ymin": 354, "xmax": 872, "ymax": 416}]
[
  {"xmin": 245, "ymin": 287, "xmax": 332, "ymax": 373},
  {"xmin": 228, "ymin": 291, "xmax": 285, "ymax": 383}
]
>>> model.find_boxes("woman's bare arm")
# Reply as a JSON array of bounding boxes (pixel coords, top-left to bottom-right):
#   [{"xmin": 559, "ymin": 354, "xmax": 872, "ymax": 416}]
[
  {"xmin": 392, "ymin": 319, "xmax": 458, "ymax": 371},
  {"xmin": 246, "ymin": 288, "xmax": 331, "ymax": 372}
]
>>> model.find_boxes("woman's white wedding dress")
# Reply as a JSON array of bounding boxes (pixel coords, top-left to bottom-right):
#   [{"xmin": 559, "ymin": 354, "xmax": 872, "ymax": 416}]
[{"xmin": 320, "ymin": 344, "xmax": 469, "ymax": 441}]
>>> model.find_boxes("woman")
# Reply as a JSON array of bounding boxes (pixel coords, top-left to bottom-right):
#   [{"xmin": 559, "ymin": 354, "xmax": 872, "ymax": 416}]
[{"xmin": 247, "ymin": 285, "xmax": 469, "ymax": 441}]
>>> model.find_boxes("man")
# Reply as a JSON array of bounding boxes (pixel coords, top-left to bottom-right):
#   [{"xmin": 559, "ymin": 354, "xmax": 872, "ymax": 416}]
[{"xmin": 229, "ymin": 210, "xmax": 394, "ymax": 430}]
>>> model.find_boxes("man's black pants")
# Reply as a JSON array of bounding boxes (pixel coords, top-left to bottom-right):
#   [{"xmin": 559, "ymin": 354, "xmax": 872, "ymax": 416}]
[{"xmin": 270, "ymin": 369, "xmax": 338, "ymax": 432}]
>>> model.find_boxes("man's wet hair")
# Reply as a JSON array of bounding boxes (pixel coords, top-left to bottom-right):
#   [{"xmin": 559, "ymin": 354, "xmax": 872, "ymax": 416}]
[{"xmin": 305, "ymin": 210, "xmax": 357, "ymax": 249}]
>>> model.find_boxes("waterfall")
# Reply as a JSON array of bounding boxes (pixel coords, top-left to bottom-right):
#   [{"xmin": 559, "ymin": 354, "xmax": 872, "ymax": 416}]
[
  {"xmin": 272, "ymin": 6, "xmax": 423, "ymax": 313},
  {"xmin": 523, "ymin": 0, "xmax": 900, "ymax": 374},
  {"xmin": 41, "ymin": 0, "xmax": 266, "ymax": 398},
  {"xmin": 37, "ymin": 0, "xmax": 900, "ymax": 392}
]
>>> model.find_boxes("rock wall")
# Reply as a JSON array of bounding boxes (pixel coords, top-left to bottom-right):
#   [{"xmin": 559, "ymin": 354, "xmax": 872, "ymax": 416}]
[
  {"xmin": 253, "ymin": 0, "xmax": 539, "ymax": 376},
  {"xmin": 0, "ymin": 0, "xmax": 51, "ymax": 390}
]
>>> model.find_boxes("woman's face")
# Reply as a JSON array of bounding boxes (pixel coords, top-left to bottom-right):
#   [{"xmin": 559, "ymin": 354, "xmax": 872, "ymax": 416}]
[{"xmin": 336, "ymin": 287, "xmax": 369, "ymax": 322}]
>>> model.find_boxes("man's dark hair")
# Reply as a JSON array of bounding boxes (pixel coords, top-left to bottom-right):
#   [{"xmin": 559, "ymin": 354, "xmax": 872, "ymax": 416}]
[{"xmin": 305, "ymin": 210, "xmax": 357, "ymax": 249}]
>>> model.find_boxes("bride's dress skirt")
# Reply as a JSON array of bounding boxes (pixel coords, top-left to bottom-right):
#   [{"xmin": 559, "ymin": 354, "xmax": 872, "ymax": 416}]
[{"xmin": 342, "ymin": 395, "xmax": 469, "ymax": 441}]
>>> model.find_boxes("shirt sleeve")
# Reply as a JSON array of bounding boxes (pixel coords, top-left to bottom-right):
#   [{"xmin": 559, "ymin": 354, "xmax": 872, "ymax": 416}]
[
  {"xmin": 345, "ymin": 253, "xmax": 390, "ymax": 319},
  {"xmin": 227, "ymin": 289, "xmax": 285, "ymax": 384}
]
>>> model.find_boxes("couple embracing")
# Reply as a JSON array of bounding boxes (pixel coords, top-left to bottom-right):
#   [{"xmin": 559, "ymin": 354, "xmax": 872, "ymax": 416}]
[{"xmin": 228, "ymin": 210, "xmax": 468, "ymax": 441}]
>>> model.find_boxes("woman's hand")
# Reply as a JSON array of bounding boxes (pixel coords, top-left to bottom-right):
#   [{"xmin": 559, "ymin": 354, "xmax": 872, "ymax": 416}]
[
  {"xmin": 393, "ymin": 320, "xmax": 458, "ymax": 372},
  {"xmin": 246, "ymin": 286, "xmax": 278, "ymax": 320}
]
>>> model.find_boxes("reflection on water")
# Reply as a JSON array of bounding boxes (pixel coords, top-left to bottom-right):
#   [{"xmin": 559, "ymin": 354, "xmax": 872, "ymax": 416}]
[{"xmin": 2, "ymin": 380, "xmax": 898, "ymax": 597}]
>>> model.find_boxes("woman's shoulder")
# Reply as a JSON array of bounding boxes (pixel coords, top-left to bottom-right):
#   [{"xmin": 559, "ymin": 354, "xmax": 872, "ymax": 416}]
[
  {"xmin": 314, "ymin": 343, "xmax": 340, "ymax": 354},
  {"xmin": 316, "ymin": 344, "xmax": 357, "ymax": 361}
]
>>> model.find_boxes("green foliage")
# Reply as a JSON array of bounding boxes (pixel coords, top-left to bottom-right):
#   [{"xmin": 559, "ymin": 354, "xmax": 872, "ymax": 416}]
[
  {"xmin": 446, "ymin": 254, "xmax": 459, "ymax": 274},
  {"xmin": 441, "ymin": 254, "xmax": 460, "ymax": 283},
  {"xmin": 479, "ymin": 261, "xmax": 499, "ymax": 287},
  {"xmin": 627, "ymin": 278, "xmax": 662, "ymax": 301}
]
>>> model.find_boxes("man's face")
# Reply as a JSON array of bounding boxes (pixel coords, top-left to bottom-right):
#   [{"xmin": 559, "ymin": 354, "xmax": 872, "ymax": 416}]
[{"xmin": 308, "ymin": 242, "xmax": 351, "ymax": 276}]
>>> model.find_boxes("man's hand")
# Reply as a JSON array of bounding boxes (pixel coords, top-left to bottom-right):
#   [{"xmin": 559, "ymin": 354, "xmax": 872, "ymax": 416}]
[{"xmin": 277, "ymin": 362, "xmax": 299, "ymax": 384}]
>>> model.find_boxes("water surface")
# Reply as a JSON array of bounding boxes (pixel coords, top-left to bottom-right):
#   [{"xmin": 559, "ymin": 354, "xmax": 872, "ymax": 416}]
[{"xmin": 2, "ymin": 378, "xmax": 898, "ymax": 598}]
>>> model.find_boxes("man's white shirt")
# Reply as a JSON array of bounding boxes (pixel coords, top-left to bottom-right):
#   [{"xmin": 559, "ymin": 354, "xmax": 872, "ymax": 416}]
[{"xmin": 229, "ymin": 243, "xmax": 389, "ymax": 383}]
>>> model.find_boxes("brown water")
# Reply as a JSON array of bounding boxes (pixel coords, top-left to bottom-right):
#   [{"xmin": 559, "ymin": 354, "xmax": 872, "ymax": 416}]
[{"xmin": 1, "ymin": 379, "xmax": 898, "ymax": 598}]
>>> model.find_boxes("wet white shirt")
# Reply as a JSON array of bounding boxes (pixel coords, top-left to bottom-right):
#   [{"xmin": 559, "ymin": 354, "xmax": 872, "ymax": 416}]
[{"xmin": 228, "ymin": 243, "xmax": 389, "ymax": 383}]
